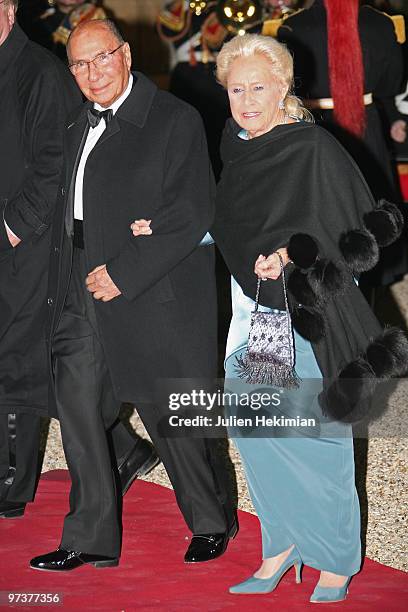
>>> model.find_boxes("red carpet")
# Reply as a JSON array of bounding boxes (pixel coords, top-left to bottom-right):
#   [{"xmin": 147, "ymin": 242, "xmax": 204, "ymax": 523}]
[{"xmin": 0, "ymin": 470, "xmax": 407, "ymax": 611}]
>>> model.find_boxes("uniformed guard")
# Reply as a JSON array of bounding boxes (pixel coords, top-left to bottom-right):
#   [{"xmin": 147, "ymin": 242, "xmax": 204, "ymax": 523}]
[
  {"xmin": 157, "ymin": 1, "xmax": 230, "ymax": 179},
  {"xmin": 392, "ymin": 80, "xmax": 408, "ymax": 160},
  {"xmin": 261, "ymin": 0, "xmax": 303, "ymax": 37},
  {"xmin": 29, "ymin": 0, "xmax": 107, "ymax": 61},
  {"xmin": 277, "ymin": 0, "xmax": 407, "ymax": 291}
]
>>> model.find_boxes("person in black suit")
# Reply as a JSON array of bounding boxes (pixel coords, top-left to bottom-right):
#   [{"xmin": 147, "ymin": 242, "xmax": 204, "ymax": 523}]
[
  {"xmin": 0, "ymin": 0, "xmax": 158, "ymax": 522},
  {"xmin": 0, "ymin": 0, "xmax": 79, "ymax": 520},
  {"xmin": 30, "ymin": 18, "xmax": 236, "ymax": 572}
]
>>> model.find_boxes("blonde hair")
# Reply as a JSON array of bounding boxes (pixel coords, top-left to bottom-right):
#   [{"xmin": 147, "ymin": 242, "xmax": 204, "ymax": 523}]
[
  {"xmin": 2, "ymin": 0, "xmax": 18, "ymax": 10},
  {"xmin": 216, "ymin": 34, "xmax": 313, "ymax": 123}
]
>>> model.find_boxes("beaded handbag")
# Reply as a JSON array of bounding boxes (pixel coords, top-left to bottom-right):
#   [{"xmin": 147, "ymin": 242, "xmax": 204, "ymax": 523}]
[{"xmin": 235, "ymin": 253, "xmax": 299, "ymax": 388}]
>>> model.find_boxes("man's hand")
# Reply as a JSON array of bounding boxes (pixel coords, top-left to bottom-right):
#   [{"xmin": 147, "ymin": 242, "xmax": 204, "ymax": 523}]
[
  {"xmin": 85, "ymin": 264, "xmax": 121, "ymax": 302},
  {"xmin": 130, "ymin": 218, "xmax": 152, "ymax": 236},
  {"xmin": 6, "ymin": 227, "xmax": 21, "ymax": 248}
]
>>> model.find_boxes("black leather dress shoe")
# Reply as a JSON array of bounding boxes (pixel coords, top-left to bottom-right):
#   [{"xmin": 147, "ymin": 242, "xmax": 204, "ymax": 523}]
[
  {"xmin": 0, "ymin": 500, "xmax": 26, "ymax": 518},
  {"xmin": 184, "ymin": 518, "xmax": 239, "ymax": 563},
  {"xmin": 118, "ymin": 439, "xmax": 160, "ymax": 495},
  {"xmin": 30, "ymin": 549, "xmax": 119, "ymax": 572},
  {"xmin": 184, "ymin": 533, "xmax": 230, "ymax": 563}
]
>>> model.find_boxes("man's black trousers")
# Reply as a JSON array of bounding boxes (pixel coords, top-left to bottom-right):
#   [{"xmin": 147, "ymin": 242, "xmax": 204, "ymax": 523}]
[{"xmin": 52, "ymin": 247, "xmax": 233, "ymax": 556}]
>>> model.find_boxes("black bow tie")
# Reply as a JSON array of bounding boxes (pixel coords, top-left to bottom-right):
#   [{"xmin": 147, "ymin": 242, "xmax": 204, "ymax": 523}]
[{"xmin": 87, "ymin": 108, "xmax": 113, "ymax": 128}]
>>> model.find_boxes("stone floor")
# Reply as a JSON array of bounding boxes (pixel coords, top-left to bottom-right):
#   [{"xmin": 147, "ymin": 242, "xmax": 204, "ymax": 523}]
[{"xmin": 42, "ymin": 278, "xmax": 408, "ymax": 573}]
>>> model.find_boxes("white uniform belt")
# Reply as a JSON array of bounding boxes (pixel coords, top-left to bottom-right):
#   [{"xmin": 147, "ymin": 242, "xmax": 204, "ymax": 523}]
[
  {"xmin": 304, "ymin": 92, "xmax": 373, "ymax": 110},
  {"xmin": 176, "ymin": 50, "xmax": 204, "ymax": 63}
]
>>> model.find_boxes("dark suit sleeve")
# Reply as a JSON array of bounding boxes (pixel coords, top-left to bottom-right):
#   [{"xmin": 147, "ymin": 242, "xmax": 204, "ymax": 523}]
[
  {"xmin": 373, "ymin": 15, "xmax": 404, "ymax": 98},
  {"xmin": 382, "ymin": 95, "xmax": 405, "ymax": 125},
  {"xmin": 0, "ymin": 65, "xmax": 78, "ymax": 246},
  {"xmin": 107, "ymin": 106, "xmax": 215, "ymax": 301}
]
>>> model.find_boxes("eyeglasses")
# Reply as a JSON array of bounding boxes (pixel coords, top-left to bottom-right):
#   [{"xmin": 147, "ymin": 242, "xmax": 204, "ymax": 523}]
[{"xmin": 69, "ymin": 44, "xmax": 124, "ymax": 76}]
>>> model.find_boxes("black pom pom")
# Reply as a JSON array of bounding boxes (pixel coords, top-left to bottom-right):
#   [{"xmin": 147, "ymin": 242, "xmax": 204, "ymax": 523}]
[
  {"xmin": 339, "ymin": 229, "xmax": 379, "ymax": 273},
  {"xmin": 378, "ymin": 199, "xmax": 404, "ymax": 234},
  {"xmin": 366, "ymin": 328, "xmax": 408, "ymax": 378},
  {"xmin": 324, "ymin": 358, "xmax": 377, "ymax": 422},
  {"xmin": 291, "ymin": 306, "xmax": 325, "ymax": 342},
  {"xmin": 364, "ymin": 201, "xmax": 404, "ymax": 248},
  {"xmin": 308, "ymin": 259, "xmax": 349, "ymax": 301},
  {"xmin": 365, "ymin": 341, "xmax": 396, "ymax": 377},
  {"xmin": 339, "ymin": 358, "xmax": 376, "ymax": 380},
  {"xmin": 287, "ymin": 233, "xmax": 319, "ymax": 269},
  {"xmin": 287, "ymin": 268, "xmax": 317, "ymax": 306}
]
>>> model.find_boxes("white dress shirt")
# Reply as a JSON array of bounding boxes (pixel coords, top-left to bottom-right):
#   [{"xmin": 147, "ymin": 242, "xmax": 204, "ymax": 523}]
[{"xmin": 73, "ymin": 74, "xmax": 133, "ymax": 220}]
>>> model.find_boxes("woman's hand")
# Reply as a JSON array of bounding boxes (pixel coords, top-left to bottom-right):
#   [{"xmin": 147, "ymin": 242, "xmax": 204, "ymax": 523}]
[
  {"xmin": 254, "ymin": 248, "xmax": 290, "ymax": 281},
  {"xmin": 130, "ymin": 219, "xmax": 152, "ymax": 236}
]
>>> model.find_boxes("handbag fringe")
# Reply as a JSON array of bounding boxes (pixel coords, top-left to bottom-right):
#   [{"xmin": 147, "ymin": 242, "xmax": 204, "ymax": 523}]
[{"xmin": 234, "ymin": 352, "xmax": 300, "ymax": 389}]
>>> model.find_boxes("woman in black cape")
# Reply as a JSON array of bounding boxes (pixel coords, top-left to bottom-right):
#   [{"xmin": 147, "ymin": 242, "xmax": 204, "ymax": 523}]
[{"xmin": 211, "ymin": 34, "xmax": 406, "ymax": 603}]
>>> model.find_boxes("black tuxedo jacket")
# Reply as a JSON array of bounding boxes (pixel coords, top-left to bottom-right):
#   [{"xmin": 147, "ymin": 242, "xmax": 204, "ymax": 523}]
[{"xmin": 47, "ymin": 72, "xmax": 218, "ymax": 406}]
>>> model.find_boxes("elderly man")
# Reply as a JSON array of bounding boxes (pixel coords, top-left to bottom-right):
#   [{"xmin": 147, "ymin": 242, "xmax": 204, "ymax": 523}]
[
  {"xmin": 0, "ymin": 1, "xmax": 157, "ymax": 522},
  {"xmin": 30, "ymin": 19, "xmax": 236, "ymax": 572}
]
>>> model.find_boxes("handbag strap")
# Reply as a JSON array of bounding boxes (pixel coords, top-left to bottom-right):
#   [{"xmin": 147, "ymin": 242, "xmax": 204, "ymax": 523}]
[
  {"xmin": 254, "ymin": 252, "xmax": 290, "ymax": 314},
  {"xmin": 254, "ymin": 252, "xmax": 295, "ymax": 365}
]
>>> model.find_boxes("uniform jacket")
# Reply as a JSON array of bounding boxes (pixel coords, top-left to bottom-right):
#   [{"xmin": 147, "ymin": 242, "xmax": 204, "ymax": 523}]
[
  {"xmin": 278, "ymin": 1, "xmax": 403, "ymax": 199},
  {"xmin": 0, "ymin": 24, "xmax": 81, "ymax": 416},
  {"xmin": 278, "ymin": 0, "xmax": 406, "ymax": 286},
  {"xmin": 47, "ymin": 72, "xmax": 218, "ymax": 410},
  {"xmin": 27, "ymin": 1, "xmax": 107, "ymax": 62}
]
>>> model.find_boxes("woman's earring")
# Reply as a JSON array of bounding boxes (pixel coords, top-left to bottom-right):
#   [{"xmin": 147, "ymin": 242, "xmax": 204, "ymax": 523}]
[{"xmin": 278, "ymin": 99, "xmax": 285, "ymax": 110}]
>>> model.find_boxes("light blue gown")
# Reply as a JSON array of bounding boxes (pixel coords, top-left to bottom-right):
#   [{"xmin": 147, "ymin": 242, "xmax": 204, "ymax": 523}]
[{"xmin": 224, "ymin": 277, "xmax": 361, "ymax": 576}]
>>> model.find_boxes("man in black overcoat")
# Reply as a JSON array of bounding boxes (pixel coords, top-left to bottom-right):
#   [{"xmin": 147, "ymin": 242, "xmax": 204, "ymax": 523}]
[
  {"xmin": 0, "ymin": 0, "xmax": 80, "ymax": 517},
  {"xmin": 0, "ymin": 1, "xmax": 158, "ymax": 521},
  {"xmin": 30, "ymin": 18, "xmax": 236, "ymax": 572}
]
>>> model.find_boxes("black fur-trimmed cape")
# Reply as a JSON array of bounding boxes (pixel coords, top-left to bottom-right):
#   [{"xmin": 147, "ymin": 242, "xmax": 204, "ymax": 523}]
[{"xmin": 212, "ymin": 120, "xmax": 407, "ymax": 422}]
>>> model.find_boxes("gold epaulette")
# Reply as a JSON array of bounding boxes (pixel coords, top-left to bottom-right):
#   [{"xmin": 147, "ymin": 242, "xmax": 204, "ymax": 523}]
[
  {"xmin": 262, "ymin": 18, "xmax": 283, "ymax": 38},
  {"xmin": 94, "ymin": 7, "xmax": 107, "ymax": 20},
  {"xmin": 69, "ymin": 4, "xmax": 107, "ymax": 28},
  {"xmin": 262, "ymin": 8, "xmax": 304, "ymax": 38},
  {"xmin": 369, "ymin": 7, "xmax": 405, "ymax": 44},
  {"xmin": 53, "ymin": 26, "xmax": 71, "ymax": 46},
  {"xmin": 52, "ymin": 5, "xmax": 107, "ymax": 46},
  {"xmin": 390, "ymin": 14, "xmax": 405, "ymax": 44},
  {"xmin": 158, "ymin": 0, "xmax": 187, "ymax": 33}
]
